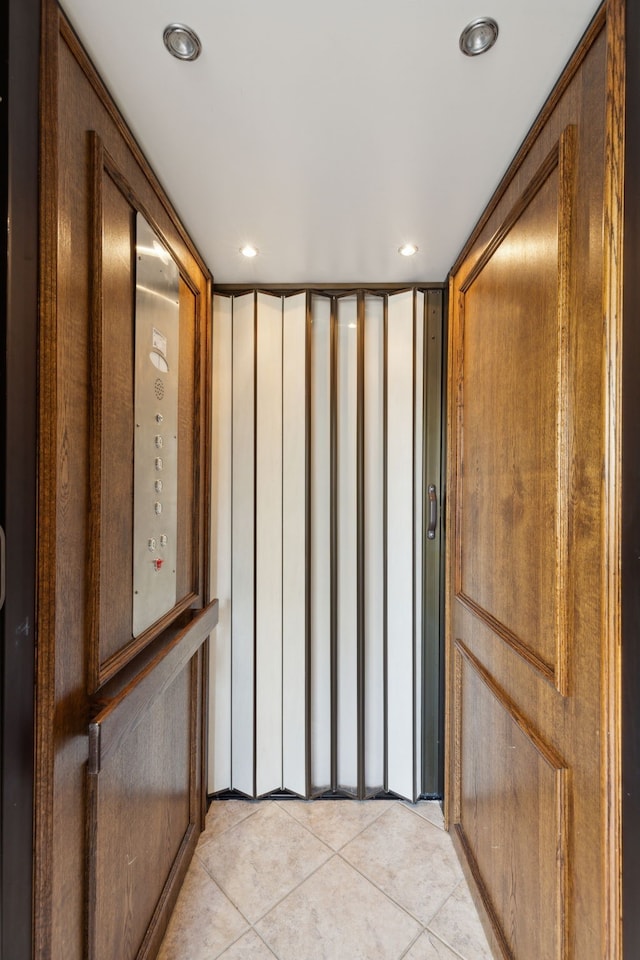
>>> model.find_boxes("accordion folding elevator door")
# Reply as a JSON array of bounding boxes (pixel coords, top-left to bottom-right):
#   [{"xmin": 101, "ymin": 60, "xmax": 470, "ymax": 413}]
[{"xmin": 209, "ymin": 286, "xmax": 444, "ymax": 802}]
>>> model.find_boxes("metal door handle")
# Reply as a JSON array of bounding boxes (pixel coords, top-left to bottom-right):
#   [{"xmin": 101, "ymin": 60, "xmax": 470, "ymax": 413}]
[
  {"xmin": 427, "ymin": 485, "xmax": 438, "ymax": 540},
  {"xmin": 0, "ymin": 525, "xmax": 5, "ymax": 611}
]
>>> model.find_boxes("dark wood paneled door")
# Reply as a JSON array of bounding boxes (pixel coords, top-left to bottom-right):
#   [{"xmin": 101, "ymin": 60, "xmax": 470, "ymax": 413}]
[{"xmin": 446, "ymin": 6, "xmax": 622, "ymax": 960}]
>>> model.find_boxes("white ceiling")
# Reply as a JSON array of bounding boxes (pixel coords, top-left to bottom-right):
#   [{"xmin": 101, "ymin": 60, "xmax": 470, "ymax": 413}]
[{"xmin": 59, "ymin": 0, "xmax": 601, "ymax": 284}]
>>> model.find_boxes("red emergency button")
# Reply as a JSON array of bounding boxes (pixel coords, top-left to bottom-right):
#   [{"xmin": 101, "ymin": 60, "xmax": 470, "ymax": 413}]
[{"xmin": 152, "ymin": 558, "xmax": 164, "ymax": 571}]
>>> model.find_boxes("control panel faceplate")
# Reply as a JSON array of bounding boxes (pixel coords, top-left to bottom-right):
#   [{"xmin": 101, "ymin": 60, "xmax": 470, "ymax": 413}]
[{"xmin": 132, "ymin": 213, "xmax": 179, "ymax": 637}]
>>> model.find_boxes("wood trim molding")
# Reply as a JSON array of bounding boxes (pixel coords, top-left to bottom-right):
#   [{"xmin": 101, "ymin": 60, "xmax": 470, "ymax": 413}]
[
  {"xmin": 454, "ymin": 128, "xmax": 577, "ymax": 696},
  {"xmin": 554, "ymin": 123, "xmax": 577, "ymax": 698},
  {"xmin": 602, "ymin": 1, "xmax": 624, "ymax": 957}
]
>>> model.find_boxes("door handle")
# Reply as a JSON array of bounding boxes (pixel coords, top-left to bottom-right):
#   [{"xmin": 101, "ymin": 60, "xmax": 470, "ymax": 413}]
[
  {"xmin": 0, "ymin": 525, "xmax": 5, "ymax": 611},
  {"xmin": 427, "ymin": 485, "xmax": 438, "ymax": 540}
]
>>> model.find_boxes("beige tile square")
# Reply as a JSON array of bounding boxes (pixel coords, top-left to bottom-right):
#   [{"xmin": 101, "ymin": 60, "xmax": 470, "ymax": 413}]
[
  {"xmin": 402, "ymin": 930, "xmax": 464, "ymax": 959},
  {"xmin": 428, "ymin": 880, "xmax": 494, "ymax": 960},
  {"xmin": 217, "ymin": 930, "xmax": 278, "ymax": 959},
  {"xmin": 256, "ymin": 855, "xmax": 421, "ymax": 960},
  {"xmin": 402, "ymin": 800, "xmax": 445, "ymax": 831},
  {"xmin": 198, "ymin": 801, "xmax": 332, "ymax": 923},
  {"xmin": 341, "ymin": 803, "xmax": 463, "ymax": 925},
  {"xmin": 277, "ymin": 798, "xmax": 389, "ymax": 849},
  {"xmin": 157, "ymin": 858, "xmax": 248, "ymax": 960},
  {"xmin": 199, "ymin": 800, "xmax": 267, "ymax": 848}
]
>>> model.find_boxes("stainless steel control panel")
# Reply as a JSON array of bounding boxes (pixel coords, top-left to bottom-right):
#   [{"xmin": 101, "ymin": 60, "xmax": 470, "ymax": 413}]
[{"xmin": 132, "ymin": 213, "xmax": 179, "ymax": 637}]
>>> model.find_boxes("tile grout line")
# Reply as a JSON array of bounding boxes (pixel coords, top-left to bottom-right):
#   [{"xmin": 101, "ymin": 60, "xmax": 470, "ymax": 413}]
[
  {"xmin": 197, "ymin": 800, "xmax": 274, "ymax": 853},
  {"xmin": 331, "ymin": 802, "xmax": 463, "ymax": 927},
  {"xmin": 274, "ymin": 796, "xmax": 393, "ymax": 850},
  {"xmin": 213, "ymin": 924, "xmax": 280, "ymax": 960},
  {"xmin": 397, "ymin": 927, "xmax": 471, "ymax": 960},
  {"xmin": 197, "ymin": 856, "xmax": 326, "ymax": 933},
  {"xmin": 248, "ymin": 850, "xmax": 338, "ymax": 928},
  {"xmin": 424, "ymin": 927, "xmax": 473, "ymax": 960},
  {"xmin": 400, "ymin": 799, "xmax": 446, "ymax": 831},
  {"xmin": 251, "ymin": 925, "xmax": 283, "ymax": 960},
  {"xmin": 334, "ymin": 845, "xmax": 457, "ymax": 934},
  {"xmin": 397, "ymin": 926, "xmax": 427, "ymax": 959}
]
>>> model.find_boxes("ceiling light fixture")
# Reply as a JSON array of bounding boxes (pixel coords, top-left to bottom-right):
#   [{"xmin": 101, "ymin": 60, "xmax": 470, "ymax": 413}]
[
  {"xmin": 398, "ymin": 243, "xmax": 418, "ymax": 257},
  {"xmin": 240, "ymin": 244, "xmax": 259, "ymax": 258},
  {"xmin": 459, "ymin": 17, "xmax": 499, "ymax": 57},
  {"xmin": 163, "ymin": 23, "xmax": 202, "ymax": 61}
]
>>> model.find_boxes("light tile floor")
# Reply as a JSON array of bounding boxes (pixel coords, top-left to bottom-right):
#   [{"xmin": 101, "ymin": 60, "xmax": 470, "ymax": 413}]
[{"xmin": 157, "ymin": 799, "xmax": 493, "ymax": 960}]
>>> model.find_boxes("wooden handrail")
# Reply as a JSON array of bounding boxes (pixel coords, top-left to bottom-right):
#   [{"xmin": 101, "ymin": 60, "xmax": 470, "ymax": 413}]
[{"xmin": 88, "ymin": 600, "xmax": 218, "ymax": 774}]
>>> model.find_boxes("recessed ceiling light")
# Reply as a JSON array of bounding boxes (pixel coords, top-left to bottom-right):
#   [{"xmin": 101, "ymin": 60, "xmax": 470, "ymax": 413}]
[
  {"xmin": 398, "ymin": 243, "xmax": 418, "ymax": 257},
  {"xmin": 459, "ymin": 17, "xmax": 499, "ymax": 57},
  {"xmin": 240, "ymin": 244, "xmax": 259, "ymax": 258},
  {"xmin": 163, "ymin": 23, "xmax": 202, "ymax": 61}
]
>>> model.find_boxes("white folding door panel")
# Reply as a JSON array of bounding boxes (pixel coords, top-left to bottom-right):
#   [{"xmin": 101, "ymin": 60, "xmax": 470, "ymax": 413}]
[
  {"xmin": 282, "ymin": 293, "xmax": 307, "ymax": 796},
  {"xmin": 386, "ymin": 290, "xmax": 415, "ymax": 800},
  {"xmin": 231, "ymin": 292, "xmax": 255, "ymax": 795},
  {"xmin": 209, "ymin": 295, "xmax": 232, "ymax": 793},
  {"xmin": 364, "ymin": 295, "xmax": 385, "ymax": 794},
  {"xmin": 255, "ymin": 293, "xmax": 283, "ymax": 796},
  {"xmin": 310, "ymin": 295, "xmax": 332, "ymax": 792},
  {"xmin": 336, "ymin": 296, "xmax": 358, "ymax": 794}
]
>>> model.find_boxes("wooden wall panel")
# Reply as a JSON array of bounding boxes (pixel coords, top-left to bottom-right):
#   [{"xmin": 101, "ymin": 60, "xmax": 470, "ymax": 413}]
[
  {"xmin": 454, "ymin": 642, "xmax": 568, "ymax": 960},
  {"xmin": 457, "ymin": 133, "xmax": 575, "ymax": 694},
  {"xmin": 35, "ymin": 5, "xmax": 213, "ymax": 957},
  {"xmin": 89, "ymin": 666, "xmax": 193, "ymax": 960},
  {"xmin": 446, "ymin": 8, "xmax": 623, "ymax": 959}
]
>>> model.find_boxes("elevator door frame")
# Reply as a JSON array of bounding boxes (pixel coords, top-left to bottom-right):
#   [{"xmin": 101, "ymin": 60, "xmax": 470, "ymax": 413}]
[{"xmin": 1, "ymin": 0, "xmax": 39, "ymax": 955}]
